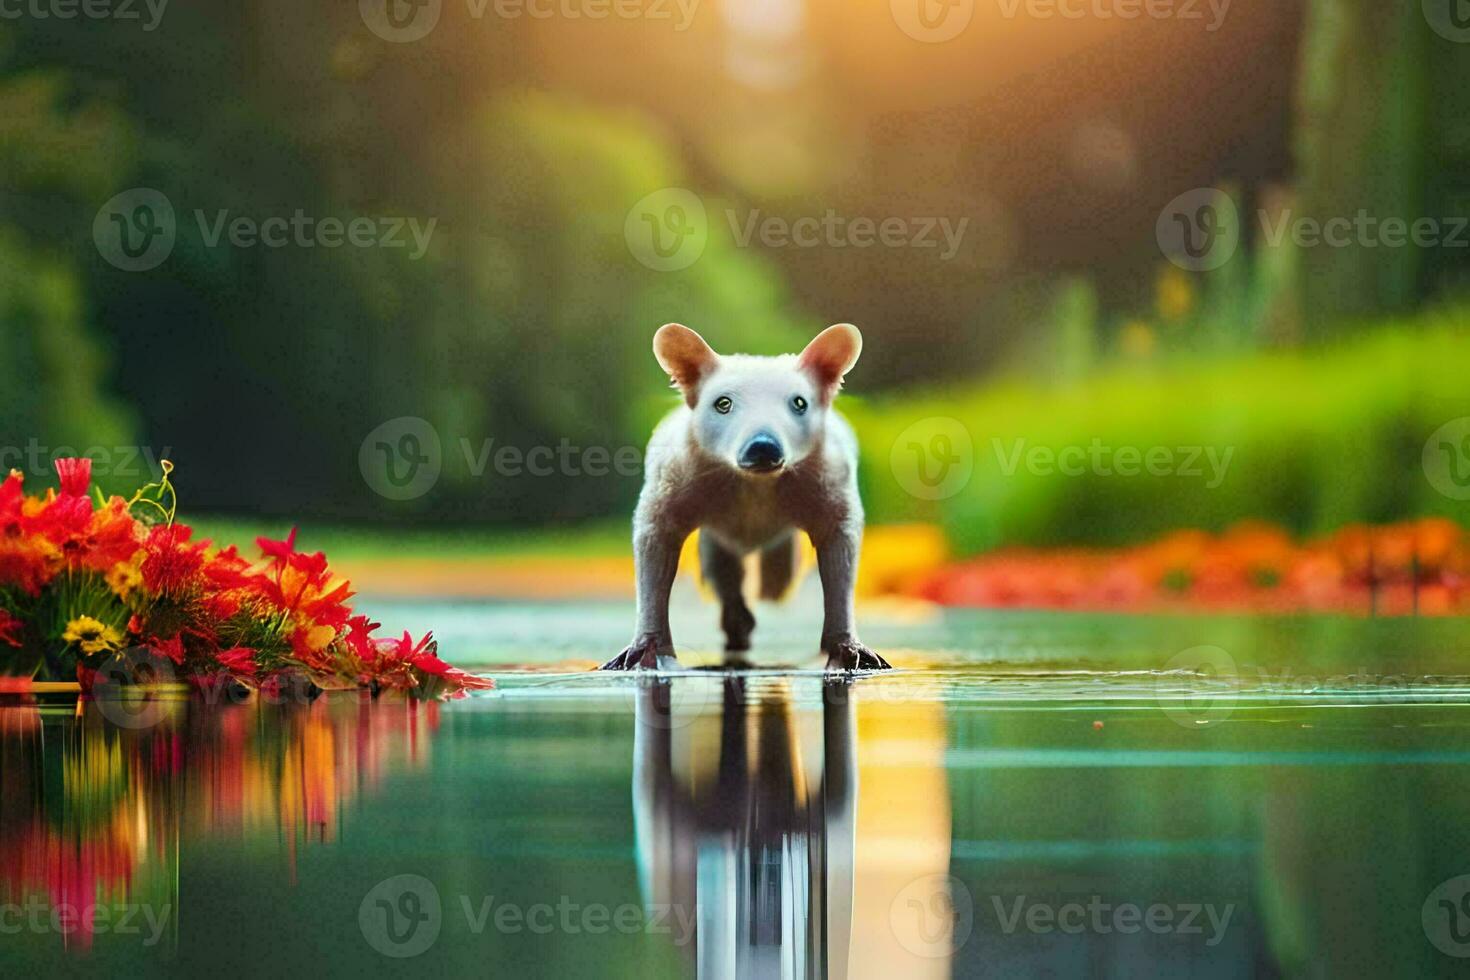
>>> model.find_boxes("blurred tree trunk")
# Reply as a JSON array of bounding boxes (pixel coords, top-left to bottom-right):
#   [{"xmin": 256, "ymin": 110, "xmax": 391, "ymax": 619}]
[{"xmin": 1293, "ymin": 0, "xmax": 1436, "ymax": 333}]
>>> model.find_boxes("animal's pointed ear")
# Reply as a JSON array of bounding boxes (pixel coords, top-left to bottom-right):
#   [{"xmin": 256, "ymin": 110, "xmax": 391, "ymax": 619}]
[
  {"xmin": 797, "ymin": 324, "xmax": 862, "ymax": 403},
  {"xmin": 654, "ymin": 323, "xmax": 720, "ymax": 407}
]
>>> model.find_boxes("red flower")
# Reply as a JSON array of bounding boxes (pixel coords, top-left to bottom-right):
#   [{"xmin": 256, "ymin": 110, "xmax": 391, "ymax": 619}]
[
  {"xmin": 216, "ymin": 647, "xmax": 257, "ymax": 677},
  {"xmin": 141, "ymin": 524, "xmax": 206, "ymax": 594},
  {"xmin": 200, "ymin": 591, "xmax": 243, "ymax": 622},
  {"xmin": 376, "ymin": 631, "xmax": 493, "ymax": 696},
  {"xmin": 0, "ymin": 467, "xmax": 484, "ymax": 698},
  {"xmin": 201, "ymin": 544, "xmax": 258, "ymax": 591},
  {"xmin": 83, "ymin": 498, "xmax": 146, "ymax": 572},
  {"xmin": 0, "ymin": 609, "xmax": 22, "ymax": 648},
  {"xmin": 0, "ymin": 471, "xmax": 53, "ymax": 594},
  {"xmin": 344, "ymin": 615, "xmax": 380, "ymax": 664},
  {"xmin": 408, "ymin": 650, "xmax": 458, "ymax": 679},
  {"xmin": 0, "ymin": 469, "xmax": 23, "ymax": 525},
  {"xmin": 26, "ymin": 492, "xmax": 92, "ymax": 547},
  {"xmin": 54, "ymin": 457, "xmax": 92, "ymax": 498},
  {"xmin": 256, "ymin": 527, "xmax": 299, "ymax": 563},
  {"xmin": 151, "ymin": 635, "xmax": 186, "ymax": 666}
]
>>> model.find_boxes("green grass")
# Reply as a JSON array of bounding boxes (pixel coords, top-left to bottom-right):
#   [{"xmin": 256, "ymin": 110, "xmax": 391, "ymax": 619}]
[{"xmin": 847, "ymin": 307, "xmax": 1470, "ymax": 555}]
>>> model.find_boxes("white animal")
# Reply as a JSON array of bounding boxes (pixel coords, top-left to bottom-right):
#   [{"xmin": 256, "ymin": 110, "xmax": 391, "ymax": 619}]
[{"xmin": 600, "ymin": 323, "xmax": 889, "ymax": 671}]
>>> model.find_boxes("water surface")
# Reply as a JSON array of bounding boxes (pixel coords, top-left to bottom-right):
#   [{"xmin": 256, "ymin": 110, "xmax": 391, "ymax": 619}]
[{"xmin": 4, "ymin": 600, "xmax": 1470, "ymax": 978}]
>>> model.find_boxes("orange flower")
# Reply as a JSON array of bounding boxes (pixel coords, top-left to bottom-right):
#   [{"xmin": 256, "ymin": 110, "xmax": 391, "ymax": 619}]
[{"xmin": 909, "ymin": 519, "xmax": 1470, "ymax": 616}]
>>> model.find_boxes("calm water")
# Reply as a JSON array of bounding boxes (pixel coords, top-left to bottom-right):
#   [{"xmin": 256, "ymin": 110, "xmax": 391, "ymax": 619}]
[{"xmin": 5, "ymin": 595, "xmax": 1470, "ymax": 978}]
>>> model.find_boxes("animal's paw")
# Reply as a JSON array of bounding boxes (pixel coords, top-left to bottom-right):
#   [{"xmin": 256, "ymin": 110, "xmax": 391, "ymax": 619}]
[
  {"xmin": 599, "ymin": 636, "xmax": 669, "ymax": 671},
  {"xmin": 823, "ymin": 636, "xmax": 891, "ymax": 672}
]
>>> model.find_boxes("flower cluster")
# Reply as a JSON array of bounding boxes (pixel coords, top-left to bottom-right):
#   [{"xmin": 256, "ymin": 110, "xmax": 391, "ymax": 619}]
[
  {"xmin": 911, "ymin": 519, "xmax": 1470, "ymax": 615},
  {"xmin": 0, "ymin": 458, "xmax": 491, "ymax": 699}
]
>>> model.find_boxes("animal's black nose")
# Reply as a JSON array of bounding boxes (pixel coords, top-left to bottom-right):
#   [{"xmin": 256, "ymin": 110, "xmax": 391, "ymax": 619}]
[{"xmin": 739, "ymin": 434, "xmax": 785, "ymax": 472}]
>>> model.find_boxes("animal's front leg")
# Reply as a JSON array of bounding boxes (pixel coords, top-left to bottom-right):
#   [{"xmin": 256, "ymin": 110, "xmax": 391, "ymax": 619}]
[
  {"xmin": 815, "ymin": 527, "xmax": 891, "ymax": 671},
  {"xmin": 601, "ymin": 528, "xmax": 687, "ymax": 670},
  {"xmin": 699, "ymin": 533, "xmax": 755, "ymax": 658}
]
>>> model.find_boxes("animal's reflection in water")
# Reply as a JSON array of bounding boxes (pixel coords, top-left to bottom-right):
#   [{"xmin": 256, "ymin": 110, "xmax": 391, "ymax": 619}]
[{"xmin": 632, "ymin": 676, "xmax": 857, "ymax": 980}]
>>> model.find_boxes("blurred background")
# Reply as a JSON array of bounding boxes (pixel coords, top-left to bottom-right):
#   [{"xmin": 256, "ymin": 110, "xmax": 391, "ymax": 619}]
[{"xmin": 3, "ymin": 0, "xmax": 1469, "ymax": 600}]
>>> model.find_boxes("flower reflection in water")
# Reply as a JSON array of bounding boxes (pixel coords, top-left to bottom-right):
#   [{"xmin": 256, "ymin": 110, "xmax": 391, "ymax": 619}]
[{"xmin": 0, "ymin": 695, "xmax": 439, "ymax": 951}]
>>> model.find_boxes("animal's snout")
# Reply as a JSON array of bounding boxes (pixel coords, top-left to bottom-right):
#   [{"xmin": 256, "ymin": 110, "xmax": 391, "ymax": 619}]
[{"xmin": 738, "ymin": 433, "xmax": 785, "ymax": 472}]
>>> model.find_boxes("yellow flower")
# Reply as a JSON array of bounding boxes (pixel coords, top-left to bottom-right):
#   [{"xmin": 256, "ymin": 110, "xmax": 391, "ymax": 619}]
[
  {"xmin": 858, "ymin": 524, "xmax": 949, "ymax": 597},
  {"xmin": 1118, "ymin": 320, "xmax": 1156, "ymax": 358},
  {"xmin": 1155, "ymin": 265, "xmax": 1195, "ymax": 321},
  {"xmin": 62, "ymin": 616, "xmax": 123, "ymax": 656},
  {"xmin": 106, "ymin": 553, "xmax": 144, "ymax": 600},
  {"xmin": 299, "ymin": 623, "xmax": 338, "ymax": 654}
]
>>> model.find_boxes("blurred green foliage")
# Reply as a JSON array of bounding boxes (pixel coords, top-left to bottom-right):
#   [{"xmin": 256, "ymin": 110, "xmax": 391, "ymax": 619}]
[
  {"xmin": 0, "ymin": 3, "xmax": 1467, "ymax": 545},
  {"xmin": 0, "ymin": 62, "xmax": 137, "ymax": 467},
  {"xmin": 1294, "ymin": 0, "xmax": 1470, "ymax": 330},
  {"xmin": 851, "ymin": 307, "xmax": 1470, "ymax": 554},
  {"xmin": 0, "ymin": 230, "xmax": 135, "ymax": 461},
  {"xmin": 0, "ymin": 231, "xmax": 134, "ymax": 456},
  {"xmin": 0, "ymin": 13, "xmax": 809, "ymax": 522},
  {"xmin": 425, "ymin": 92, "xmax": 811, "ymax": 521}
]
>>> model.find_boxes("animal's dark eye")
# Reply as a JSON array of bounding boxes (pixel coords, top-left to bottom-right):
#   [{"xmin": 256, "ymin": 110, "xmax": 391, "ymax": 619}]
[
  {"xmin": 791, "ymin": 395, "xmax": 808, "ymax": 414},
  {"xmin": 713, "ymin": 396, "xmax": 733, "ymax": 414}
]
